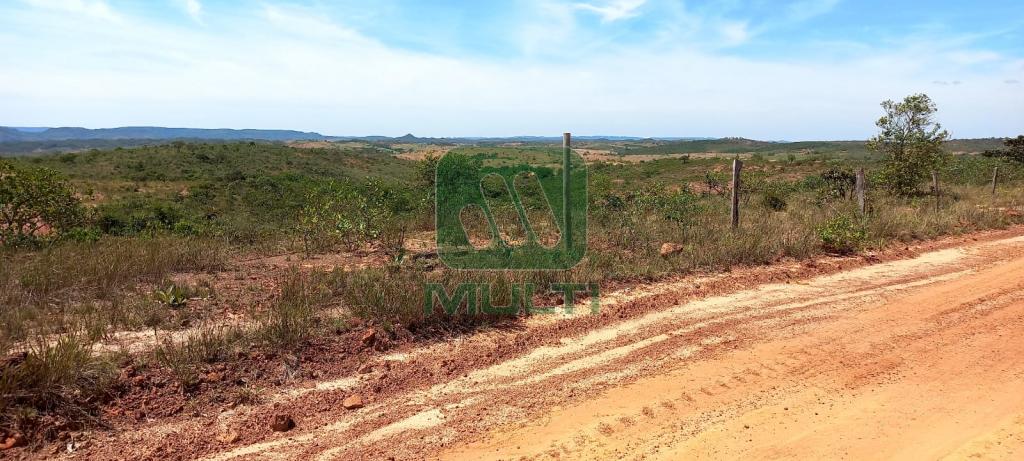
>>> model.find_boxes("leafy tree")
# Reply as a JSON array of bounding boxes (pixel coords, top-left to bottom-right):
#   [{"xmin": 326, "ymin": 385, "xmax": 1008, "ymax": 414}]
[
  {"xmin": 0, "ymin": 160, "xmax": 86, "ymax": 245},
  {"xmin": 820, "ymin": 167, "xmax": 857, "ymax": 199},
  {"xmin": 417, "ymin": 155, "xmax": 440, "ymax": 193},
  {"xmin": 868, "ymin": 94, "xmax": 950, "ymax": 195},
  {"xmin": 1008, "ymin": 135, "xmax": 1024, "ymax": 159},
  {"xmin": 982, "ymin": 135, "xmax": 1024, "ymax": 163}
]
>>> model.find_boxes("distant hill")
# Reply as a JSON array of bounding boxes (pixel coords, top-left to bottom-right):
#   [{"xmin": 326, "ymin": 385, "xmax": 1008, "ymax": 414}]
[
  {"xmin": 0, "ymin": 127, "xmax": 718, "ymax": 155},
  {"xmin": 0, "ymin": 126, "xmax": 330, "ymax": 142},
  {"xmin": 0, "ymin": 126, "xmax": 1010, "ymax": 157},
  {"xmin": 0, "ymin": 126, "xmax": 713, "ymax": 144}
]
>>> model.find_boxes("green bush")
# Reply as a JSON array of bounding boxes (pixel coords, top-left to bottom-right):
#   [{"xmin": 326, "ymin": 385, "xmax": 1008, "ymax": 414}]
[
  {"xmin": 60, "ymin": 227, "xmax": 102, "ymax": 244},
  {"xmin": 96, "ymin": 198, "xmax": 188, "ymax": 236},
  {"xmin": 0, "ymin": 160, "xmax": 86, "ymax": 246},
  {"xmin": 819, "ymin": 167, "xmax": 856, "ymax": 199},
  {"xmin": 298, "ymin": 179, "xmax": 417, "ymax": 254},
  {"xmin": 758, "ymin": 181, "xmax": 794, "ymax": 211},
  {"xmin": 816, "ymin": 215, "xmax": 867, "ymax": 254}
]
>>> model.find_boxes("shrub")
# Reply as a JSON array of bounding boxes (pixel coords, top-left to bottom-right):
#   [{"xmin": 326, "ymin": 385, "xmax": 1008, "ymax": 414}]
[
  {"xmin": 660, "ymin": 188, "xmax": 704, "ymax": 223},
  {"xmin": 298, "ymin": 180, "xmax": 416, "ymax": 254},
  {"xmin": 153, "ymin": 284, "xmax": 188, "ymax": 308},
  {"xmin": 0, "ymin": 160, "xmax": 86, "ymax": 246},
  {"xmin": 758, "ymin": 181, "xmax": 793, "ymax": 211},
  {"xmin": 60, "ymin": 227, "xmax": 102, "ymax": 244},
  {"xmin": 96, "ymin": 198, "xmax": 189, "ymax": 236},
  {"xmin": 816, "ymin": 215, "xmax": 867, "ymax": 254},
  {"xmin": 819, "ymin": 167, "xmax": 856, "ymax": 199},
  {"xmin": 760, "ymin": 192, "xmax": 787, "ymax": 211}
]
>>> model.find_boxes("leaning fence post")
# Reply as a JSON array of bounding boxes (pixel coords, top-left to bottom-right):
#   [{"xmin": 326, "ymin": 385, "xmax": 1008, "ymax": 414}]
[
  {"xmin": 932, "ymin": 170, "xmax": 940, "ymax": 212},
  {"xmin": 855, "ymin": 168, "xmax": 866, "ymax": 215},
  {"xmin": 991, "ymin": 166, "xmax": 999, "ymax": 195},
  {"xmin": 730, "ymin": 158, "xmax": 742, "ymax": 229}
]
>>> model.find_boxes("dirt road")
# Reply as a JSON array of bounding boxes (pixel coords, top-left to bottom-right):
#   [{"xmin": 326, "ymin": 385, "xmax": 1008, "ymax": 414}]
[
  {"xmin": 440, "ymin": 242, "xmax": 1024, "ymax": 460},
  {"xmin": 76, "ymin": 230, "xmax": 1024, "ymax": 460}
]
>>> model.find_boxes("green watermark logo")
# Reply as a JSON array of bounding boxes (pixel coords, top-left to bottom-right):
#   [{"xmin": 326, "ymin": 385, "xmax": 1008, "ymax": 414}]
[
  {"xmin": 427, "ymin": 133, "xmax": 599, "ymax": 316},
  {"xmin": 424, "ymin": 282, "xmax": 600, "ymax": 316},
  {"xmin": 434, "ymin": 134, "xmax": 587, "ymax": 270}
]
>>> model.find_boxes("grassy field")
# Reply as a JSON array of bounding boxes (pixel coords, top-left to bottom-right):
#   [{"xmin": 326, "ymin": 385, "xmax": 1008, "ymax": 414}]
[{"xmin": 2, "ymin": 138, "xmax": 1023, "ymax": 446}]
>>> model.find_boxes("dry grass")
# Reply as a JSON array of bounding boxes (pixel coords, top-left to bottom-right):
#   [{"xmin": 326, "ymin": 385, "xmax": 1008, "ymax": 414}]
[
  {"xmin": 0, "ymin": 334, "xmax": 119, "ymax": 440},
  {"xmin": 1, "ymin": 237, "xmax": 226, "ymax": 349}
]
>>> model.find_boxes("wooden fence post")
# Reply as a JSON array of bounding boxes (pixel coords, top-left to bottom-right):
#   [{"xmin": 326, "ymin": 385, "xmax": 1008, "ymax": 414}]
[
  {"xmin": 991, "ymin": 166, "xmax": 999, "ymax": 195},
  {"xmin": 855, "ymin": 168, "xmax": 866, "ymax": 215},
  {"xmin": 932, "ymin": 171, "xmax": 940, "ymax": 212},
  {"xmin": 562, "ymin": 132, "xmax": 572, "ymax": 252},
  {"xmin": 731, "ymin": 158, "xmax": 742, "ymax": 229}
]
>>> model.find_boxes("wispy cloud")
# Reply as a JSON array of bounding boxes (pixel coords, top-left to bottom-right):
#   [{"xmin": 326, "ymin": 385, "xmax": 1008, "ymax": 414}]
[
  {"xmin": 262, "ymin": 4, "xmax": 372, "ymax": 44},
  {"xmin": 572, "ymin": 0, "xmax": 646, "ymax": 23},
  {"xmin": 946, "ymin": 50, "xmax": 1001, "ymax": 65},
  {"xmin": 718, "ymin": 21, "xmax": 750, "ymax": 46},
  {"xmin": 178, "ymin": 0, "xmax": 202, "ymax": 23}
]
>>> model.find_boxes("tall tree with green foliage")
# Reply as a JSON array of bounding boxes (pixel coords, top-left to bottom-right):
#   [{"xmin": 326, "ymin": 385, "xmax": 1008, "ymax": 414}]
[{"xmin": 868, "ymin": 94, "xmax": 950, "ymax": 195}]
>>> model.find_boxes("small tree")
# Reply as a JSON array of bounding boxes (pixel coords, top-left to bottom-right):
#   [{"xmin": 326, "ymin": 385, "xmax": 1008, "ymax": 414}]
[
  {"xmin": 868, "ymin": 94, "xmax": 950, "ymax": 195},
  {"xmin": 1007, "ymin": 135, "xmax": 1024, "ymax": 160},
  {"xmin": 983, "ymin": 135, "xmax": 1024, "ymax": 164},
  {"xmin": 0, "ymin": 160, "xmax": 85, "ymax": 245}
]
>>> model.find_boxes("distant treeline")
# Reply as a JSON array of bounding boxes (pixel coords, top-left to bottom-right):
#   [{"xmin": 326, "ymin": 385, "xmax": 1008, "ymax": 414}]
[
  {"xmin": 613, "ymin": 138, "xmax": 1007, "ymax": 157},
  {"xmin": 0, "ymin": 138, "xmax": 247, "ymax": 156}
]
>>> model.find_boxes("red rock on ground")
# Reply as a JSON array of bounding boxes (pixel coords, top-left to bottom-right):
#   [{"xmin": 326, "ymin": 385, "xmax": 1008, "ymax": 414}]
[
  {"xmin": 217, "ymin": 431, "xmax": 240, "ymax": 444},
  {"xmin": 659, "ymin": 242, "xmax": 685, "ymax": 257},
  {"xmin": 360, "ymin": 329, "xmax": 376, "ymax": 346},
  {"xmin": 0, "ymin": 433, "xmax": 25, "ymax": 450},
  {"xmin": 343, "ymin": 395, "xmax": 364, "ymax": 410}
]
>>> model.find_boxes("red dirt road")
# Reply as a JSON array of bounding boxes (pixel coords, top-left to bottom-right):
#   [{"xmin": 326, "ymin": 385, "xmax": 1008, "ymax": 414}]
[
  {"xmin": 66, "ymin": 231, "xmax": 1024, "ymax": 460},
  {"xmin": 442, "ymin": 242, "xmax": 1024, "ymax": 460}
]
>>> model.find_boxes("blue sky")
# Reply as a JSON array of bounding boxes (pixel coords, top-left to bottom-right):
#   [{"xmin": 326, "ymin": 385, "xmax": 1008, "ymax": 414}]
[{"xmin": 1, "ymin": 0, "xmax": 1022, "ymax": 139}]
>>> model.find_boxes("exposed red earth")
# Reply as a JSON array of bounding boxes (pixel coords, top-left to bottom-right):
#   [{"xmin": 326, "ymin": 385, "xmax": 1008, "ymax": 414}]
[{"xmin": 15, "ymin": 227, "xmax": 1024, "ymax": 460}]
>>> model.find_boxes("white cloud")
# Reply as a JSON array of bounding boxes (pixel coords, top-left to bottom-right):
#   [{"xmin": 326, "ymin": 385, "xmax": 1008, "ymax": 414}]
[
  {"xmin": 947, "ymin": 50, "xmax": 1001, "ymax": 66},
  {"xmin": 262, "ymin": 4, "xmax": 373, "ymax": 44},
  {"xmin": 718, "ymin": 21, "xmax": 750, "ymax": 46},
  {"xmin": 572, "ymin": 0, "xmax": 646, "ymax": 23},
  {"xmin": 178, "ymin": 0, "xmax": 202, "ymax": 23},
  {"xmin": 22, "ymin": 0, "xmax": 120, "ymax": 22}
]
